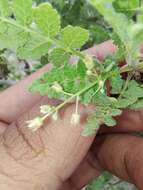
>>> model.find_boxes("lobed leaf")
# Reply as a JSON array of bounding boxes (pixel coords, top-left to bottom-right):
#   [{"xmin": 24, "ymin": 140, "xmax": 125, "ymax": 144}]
[
  {"xmin": 17, "ymin": 33, "xmax": 52, "ymax": 59},
  {"xmin": 59, "ymin": 25, "xmax": 89, "ymax": 49},
  {"xmin": 34, "ymin": 3, "xmax": 61, "ymax": 38},
  {"xmin": 130, "ymin": 99, "xmax": 143, "ymax": 110},
  {"xmin": 82, "ymin": 117, "xmax": 100, "ymax": 136},
  {"xmin": 13, "ymin": 0, "xmax": 32, "ymax": 25},
  {"xmin": 103, "ymin": 115, "xmax": 116, "ymax": 126}
]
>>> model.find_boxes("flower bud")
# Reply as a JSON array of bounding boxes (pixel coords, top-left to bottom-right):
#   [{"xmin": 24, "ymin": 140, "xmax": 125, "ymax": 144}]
[
  {"xmin": 26, "ymin": 117, "xmax": 43, "ymax": 132},
  {"xmin": 52, "ymin": 112, "xmax": 58, "ymax": 121},
  {"xmin": 71, "ymin": 113, "xmax": 80, "ymax": 125},
  {"xmin": 40, "ymin": 105, "xmax": 52, "ymax": 114}
]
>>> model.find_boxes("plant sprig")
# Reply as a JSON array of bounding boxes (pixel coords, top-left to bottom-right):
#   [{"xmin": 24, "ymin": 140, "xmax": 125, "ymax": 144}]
[{"xmin": 1, "ymin": 0, "xmax": 143, "ymax": 135}]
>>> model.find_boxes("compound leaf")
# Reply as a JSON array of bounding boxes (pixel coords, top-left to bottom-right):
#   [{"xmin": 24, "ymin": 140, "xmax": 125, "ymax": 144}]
[{"xmin": 59, "ymin": 25, "xmax": 89, "ymax": 49}]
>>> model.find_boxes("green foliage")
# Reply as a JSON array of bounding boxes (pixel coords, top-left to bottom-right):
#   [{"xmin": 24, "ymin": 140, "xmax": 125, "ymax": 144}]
[
  {"xmin": 113, "ymin": 0, "xmax": 139, "ymax": 17},
  {"xmin": 35, "ymin": 0, "xmax": 110, "ymax": 46},
  {"xmin": 0, "ymin": 0, "xmax": 90, "ymax": 60},
  {"xmin": 90, "ymin": 0, "xmax": 143, "ymax": 65},
  {"xmin": 1, "ymin": 0, "xmax": 143, "ymax": 138},
  {"xmin": 49, "ymin": 48, "xmax": 70, "ymax": 67},
  {"xmin": 0, "ymin": 0, "xmax": 11, "ymax": 17}
]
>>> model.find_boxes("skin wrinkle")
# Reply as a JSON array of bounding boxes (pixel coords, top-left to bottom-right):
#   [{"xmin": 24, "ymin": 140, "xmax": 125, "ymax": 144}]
[
  {"xmin": 1, "ymin": 126, "xmax": 62, "ymax": 189},
  {"xmin": 2, "ymin": 139, "xmax": 37, "ymax": 171},
  {"xmin": 15, "ymin": 122, "xmax": 38, "ymax": 155},
  {"xmin": 0, "ymin": 139, "xmax": 36, "ymax": 186},
  {"xmin": 3, "ymin": 122, "xmax": 37, "ymax": 161}
]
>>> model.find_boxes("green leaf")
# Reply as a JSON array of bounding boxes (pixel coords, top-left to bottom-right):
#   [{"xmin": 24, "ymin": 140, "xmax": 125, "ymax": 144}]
[
  {"xmin": 49, "ymin": 48, "xmax": 70, "ymax": 66},
  {"xmin": 82, "ymin": 117, "xmax": 100, "ymax": 136},
  {"xmin": 82, "ymin": 88, "xmax": 95, "ymax": 104},
  {"xmin": 103, "ymin": 115, "xmax": 116, "ymax": 127},
  {"xmin": 77, "ymin": 59, "xmax": 87, "ymax": 78},
  {"xmin": 130, "ymin": 99, "xmax": 143, "ymax": 110},
  {"xmin": 0, "ymin": 0, "xmax": 11, "ymax": 17},
  {"xmin": 93, "ymin": 92, "xmax": 112, "ymax": 106},
  {"xmin": 86, "ymin": 172, "xmax": 112, "ymax": 190},
  {"xmin": 59, "ymin": 25, "xmax": 89, "ymax": 49},
  {"xmin": 129, "ymin": 24, "xmax": 143, "ymax": 48},
  {"xmin": 17, "ymin": 33, "xmax": 52, "ymax": 59},
  {"xmin": 123, "ymin": 80, "xmax": 143, "ymax": 99},
  {"xmin": 0, "ymin": 21, "xmax": 26, "ymax": 50},
  {"xmin": 29, "ymin": 79, "xmax": 50, "ymax": 96},
  {"xmin": 30, "ymin": 63, "xmax": 87, "ymax": 98},
  {"xmin": 113, "ymin": 0, "xmax": 139, "ymax": 14},
  {"xmin": 13, "ymin": 0, "xmax": 32, "ymax": 25},
  {"xmin": 91, "ymin": 0, "xmax": 129, "ymax": 43},
  {"xmin": 110, "ymin": 108, "xmax": 122, "ymax": 116},
  {"xmin": 110, "ymin": 74, "xmax": 123, "ymax": 94},
  {"xmin": 116, "ymin": 97, "xmax": 137, "ymax": 108},
  {"xmin": 34, "ymin": 3, "xmax": 61, "ymax": 38}
]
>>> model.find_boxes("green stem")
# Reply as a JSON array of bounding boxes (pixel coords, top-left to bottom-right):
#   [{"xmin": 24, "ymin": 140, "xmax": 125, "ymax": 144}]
[
  {"xmin": 42, "ymin": 80, "xmax": 98, "ymax": 120},
  {"xmin": 118, "ymin": 74, "xmax": 131, "ymax": 99},
  {"xmin": 0, "ymin": 16, "xmax": 53, "ymax": 43},
  {"xmin": 75, "ymin": 95, "xmax": 79, "ymax": 115}
]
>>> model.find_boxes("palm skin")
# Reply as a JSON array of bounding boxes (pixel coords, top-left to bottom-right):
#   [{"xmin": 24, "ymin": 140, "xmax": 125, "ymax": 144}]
[{"xmin": 0, "ymin": 41, "xmax": 143, "ymax": 190}]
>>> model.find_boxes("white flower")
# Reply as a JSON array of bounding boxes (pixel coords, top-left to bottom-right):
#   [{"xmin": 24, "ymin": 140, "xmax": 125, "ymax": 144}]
[
  {"xmin": 40, "ymin": 105, "xmax": 52, "ymax": 114},
  {"xmin": 71, "ymin": 113, "xmax": 80, "ymax": 125},
  {"xmin": 26, "ymin": 117, "xmax": 43, "ymax": 132},
  {"xmin": 51, "ymin": 82, "xmax": 63, "ymax": 93}
]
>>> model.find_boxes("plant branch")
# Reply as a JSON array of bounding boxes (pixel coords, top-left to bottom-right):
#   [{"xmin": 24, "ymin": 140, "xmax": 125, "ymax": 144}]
[{"xmin": 42, "ymin": 80, "xmax": 99, "ymax": 120}]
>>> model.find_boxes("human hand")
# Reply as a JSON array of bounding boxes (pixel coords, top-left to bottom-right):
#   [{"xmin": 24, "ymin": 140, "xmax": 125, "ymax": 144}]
[{"xmin": 0, "ymin": 41, "xmax": 142, "ymax": 190}]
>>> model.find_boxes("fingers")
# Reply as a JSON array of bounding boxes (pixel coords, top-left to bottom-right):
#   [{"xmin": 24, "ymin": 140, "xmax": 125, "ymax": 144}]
[
  {"xmin": 99, "ymin": 109, "xmax": 143, "ymax": 134},
  {"xmin": 92, "ymin": 134, "xmax": 143, "ymax": 189},
  {"xmin": 61, "ymin": 152, "xmax": 102, "ymax": 190},
  {"xmin": 0, "ymin": 64, "xmax": 52, "ymax": 123},
  {"xmin": 0, "ymin": 97, "xmax": 96, "ymax": 189}
]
